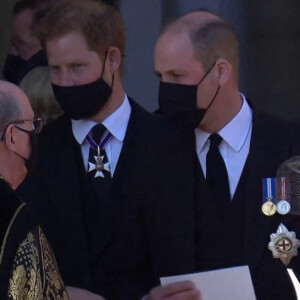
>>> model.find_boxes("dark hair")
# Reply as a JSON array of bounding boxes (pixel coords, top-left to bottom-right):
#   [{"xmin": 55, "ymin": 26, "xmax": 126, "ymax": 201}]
[
  {"xmin": 190, "ymin": 20, "xmax": 239, "ymax": 78},
  {"xmin": 13, "ymin": 0, "xmax": 40, "ymax": 15},
  {"xmin": 163, "ymin": 9, "xmax": 239, "ymax": 79},
  {"xmin": 14, "ymin": 0, "xmax": 66, "ymax": 35},
  {"xmin": 37, "ymin": 0, "xmax": 126, "ymax": 61}
]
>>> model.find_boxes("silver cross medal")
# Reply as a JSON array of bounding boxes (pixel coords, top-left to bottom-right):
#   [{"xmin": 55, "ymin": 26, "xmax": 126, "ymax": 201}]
[{"xmin": 88, "ymin": 146, "xmax": 110, "ymax": 178}]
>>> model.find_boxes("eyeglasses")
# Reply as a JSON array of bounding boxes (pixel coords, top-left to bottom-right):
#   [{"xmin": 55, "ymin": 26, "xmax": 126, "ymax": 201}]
[{"xmin": 0, "ymin": 118, "xmax": 43, "ymax": 141}]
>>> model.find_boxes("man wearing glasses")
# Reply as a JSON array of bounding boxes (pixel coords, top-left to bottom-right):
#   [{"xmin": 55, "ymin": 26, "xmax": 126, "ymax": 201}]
[{"xmin": 0, "ymin": 80, "xmax": 69, "ymax": 299}]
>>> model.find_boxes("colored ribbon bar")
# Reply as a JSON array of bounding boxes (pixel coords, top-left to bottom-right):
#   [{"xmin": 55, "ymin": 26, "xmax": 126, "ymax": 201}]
[
  {"xmin": 263, "ymin": 177, "xmax": 275, "ymax": 203},
  {"xmin": 276, "ymin": 177, "xmax": 291, "ymax": 215},
  {"xmin": 276, "ymin": 177, "xmax": 290, "ymax": 201},
  {"xmin": 262, "ymin": 177, "xmax": 277, "ymax": 216}
]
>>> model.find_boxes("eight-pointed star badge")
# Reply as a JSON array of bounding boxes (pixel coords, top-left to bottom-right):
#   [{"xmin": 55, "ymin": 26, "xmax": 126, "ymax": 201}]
[{"xmin": 268, "ymin": 223, "xmax": 300, "ymax": 266}]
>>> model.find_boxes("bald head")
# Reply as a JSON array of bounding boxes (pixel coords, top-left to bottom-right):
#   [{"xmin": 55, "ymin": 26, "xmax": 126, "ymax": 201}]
[
  {"xmin": 163, "ymin": 11, "xmax": 222, "ymax": 34},
  {"xmin": 0, "ymin": 80, "xmax": 33, "ymax": 134},
  {"xmin": 0, "ymin": 80, "xmax": 29, "ymax": 101},
  {"xmin": 0, "ymin": 80, "xmax": 35, "ymax": 188},
  {"xmin": 159, "ymin": 10, "xmax": 239, "ymax": 79}
]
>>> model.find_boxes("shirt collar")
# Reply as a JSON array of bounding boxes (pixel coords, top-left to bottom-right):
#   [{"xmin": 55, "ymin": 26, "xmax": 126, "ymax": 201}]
[
  {"xmin": 195, "ymin": 93, "xmax": 252, "ymax": 154},
  {"xmin": 72, "ymin": 94, "xmax": 131, "ymax": 144}
]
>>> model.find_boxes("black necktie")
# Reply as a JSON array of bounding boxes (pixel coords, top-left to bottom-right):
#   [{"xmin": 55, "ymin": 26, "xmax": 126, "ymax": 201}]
[
  {"xmin": 206, "ymin": 134, "xmax": 231, "ymax": 208},
  {"xmin": 84, "ymin": 124, "xmax": 113, "ymax": 256},
  {"xmin": 88, "ymin": 123, "xmax": 111, "ymax": 180}
]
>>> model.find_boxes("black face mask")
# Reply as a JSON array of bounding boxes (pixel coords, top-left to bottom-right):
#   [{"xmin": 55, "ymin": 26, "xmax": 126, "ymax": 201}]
[
  {"xmin": 2, "ymin": 54, "xmax": 26, "ymax": 84},
  {"xmin": 2, "ymin": 50, "xmax": 48, "ymax": 85},
  {"xmin": 158, "ymin": 63, "xmax": 220, "ymax": 130},
  {"xmin": 14, "ymin": 131, "xmax": 38, "ymax": 176},
  {"xmin": 51, "ymin": 51, "xmax": 113, "ymax": 120},
  {"xmin": 26, "ymin": 132, "xmax": 38, "ymax": 175}
]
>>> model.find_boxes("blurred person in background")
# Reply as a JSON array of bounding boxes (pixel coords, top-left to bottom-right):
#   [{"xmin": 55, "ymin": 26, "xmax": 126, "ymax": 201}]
[
  {"xmin": 2, "ymin": 0, "xmax": 64, "ymax": 84},
  {"xmin": 19, "ymin": 66, "xmax": 62, "ymax": 124}
]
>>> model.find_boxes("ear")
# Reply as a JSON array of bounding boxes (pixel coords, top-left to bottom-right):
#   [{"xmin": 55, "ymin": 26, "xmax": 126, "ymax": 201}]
[
  {"xmin": 4, "ymin": 125, "xmax": 17, "ymax": 151},
  {"xmin": 107, "ymin": 47, "xmax": 122, "ymax": 73},
  {"xmin": 215, "ymin": 59, "xmax": 231, "ymax": 85}
]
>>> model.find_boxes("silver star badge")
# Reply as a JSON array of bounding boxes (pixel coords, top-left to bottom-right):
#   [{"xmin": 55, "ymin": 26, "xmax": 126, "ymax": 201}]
[
  {"xmin": 88, "ymin": 154, "xmax": 110, "ymax": 178},
  {"xmin": 268, "ymin": 223, "xmax": 300, "ymax": 266}
]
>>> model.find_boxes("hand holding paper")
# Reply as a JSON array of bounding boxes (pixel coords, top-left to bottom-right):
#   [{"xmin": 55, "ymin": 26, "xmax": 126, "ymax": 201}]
[
  {"xmin": 146, "ymin": 281, "xmax": 202, "ymax": 300},
  {"xmin": 160, "ymin": 266, "xmax": 256, "ymax": 300}
]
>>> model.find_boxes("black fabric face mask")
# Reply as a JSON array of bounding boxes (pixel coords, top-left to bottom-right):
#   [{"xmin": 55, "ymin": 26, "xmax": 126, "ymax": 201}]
[
  {"xmin": 2, "ymin": 50, "xmax": 48, "ymax": 85},
  {"xmin": 24, "ymin": 132, "xmax": 38, "ymax": 176},
  {"xmin": 52, "ymin": 76, "xmax": 112, "ymax": 120},
  {"xmin": 158, "ymin": 63, "xmax": 220, "ymax": 130},
  {"xmin": 2, "ymin": 54, "xmax": 26, "ymax": 84},
  {"xmin": 14, "ymin": 131, "xmax": 38, "ymax": 176},
  {"xmin": 51, "ymin": 50, "xmax": 113, "ymax": 120}
]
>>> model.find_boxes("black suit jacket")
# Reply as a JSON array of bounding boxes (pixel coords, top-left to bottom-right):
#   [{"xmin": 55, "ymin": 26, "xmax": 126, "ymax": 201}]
[
  {"xmin": 190, "ymin": 108, "xmax": 300, "ymax": 300},
  {"xmin": 18, "ymin": 100, "xmax": 196, "ymax": 299},
  {"xmin": 240, "ymin": 110, "xmax": 300, "ymax": 300}
]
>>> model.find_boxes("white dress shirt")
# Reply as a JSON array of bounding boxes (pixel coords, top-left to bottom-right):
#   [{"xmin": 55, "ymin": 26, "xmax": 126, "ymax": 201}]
[
  {"xmin": 72, "ymin": 94, "xmax": 131, "ymax": 176},
  {"xmin": 195, "ymin": 94, "xmax": 252, "ymax": 199}
]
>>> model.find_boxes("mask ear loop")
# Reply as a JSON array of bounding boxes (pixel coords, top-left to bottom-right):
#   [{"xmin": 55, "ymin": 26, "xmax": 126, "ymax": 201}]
[
  {"xmin": 205, "ymin": 84, "xmax": 220, "ymax": 112},
  {"xmin": 101, "ymin": 48, "xmax": 114, "ymax": 88},
  {"xmin": 197, "ymin": 61, "xmax": 220, "ymax": 113},
  {"xmin": 111, "ymin": 73, "xmax": 115, "ymax": 88},
  {"xmin": 100, "ymin": 48, "xmax": 109, "ymax": 78},
  {"xmin": 197, "ymin": 61, "xmax": 216, "ymax": 86}
]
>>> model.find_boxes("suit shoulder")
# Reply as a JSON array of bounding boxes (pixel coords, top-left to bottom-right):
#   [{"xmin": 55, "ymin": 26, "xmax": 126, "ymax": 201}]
[
  {"xmin": 38, "ymin": 115, "xmax": 72, "ymax": 148},
  {"xmin": 40, "ymin": 115, "xmax": 70, "ymax": 136},
  {"xmin": 130, "ymin": 100, "xmax": 175, "ymax": 136},
  {"xmin": 254, "ymin": 110, "xmax": 300, "ymax": 133},
  {"xmin": 253, "ymin": 109, "xmax": 300, "ymax": 155}
]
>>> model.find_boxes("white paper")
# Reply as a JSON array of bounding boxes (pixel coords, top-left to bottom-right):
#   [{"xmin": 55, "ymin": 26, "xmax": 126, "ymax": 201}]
[
  {"xmin": 160, "ymin": 265, "xmax": 256, "ymax": 300},
  {"xmin": 287, "ymin": 268, "xmax": 300, "ymax": 299}
]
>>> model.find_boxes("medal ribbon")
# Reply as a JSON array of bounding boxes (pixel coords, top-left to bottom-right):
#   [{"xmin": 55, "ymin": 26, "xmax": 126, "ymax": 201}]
[
  {"xmin": 282, "ymin": 177, "xmax": 286, "ymax": 199},
  {"xmin": 262, "ymin": 177, "xmax": 275, "ymax": 203},
  {"xmin": 85, "ymin": 130, "xmax": 113, "ymax": 151},
  {"xmin": 279, "ymin": 177, "xmax": 289, "ymax": 200},
  {"xmin": 276, "ymin": 177, "xmax": 290, "ymax": 202}
]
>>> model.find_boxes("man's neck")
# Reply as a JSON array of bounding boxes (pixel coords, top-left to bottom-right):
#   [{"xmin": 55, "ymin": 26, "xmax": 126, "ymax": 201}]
[
  {"xmin": 199, "ymin": 90, "xmax": 242, "ymax": 133},
  {"xmin": 90, "ymin": 83, "xmax": 125, "ymax": 123},
  {"xmin": 0, "ymin": 162, "xmax": 26, "ymax": 190}
]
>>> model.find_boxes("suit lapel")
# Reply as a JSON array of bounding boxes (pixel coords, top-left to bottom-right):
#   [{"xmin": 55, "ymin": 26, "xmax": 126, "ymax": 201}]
[
  {"xmin": 112, "ymin": 100, "xmax": 138, "ymax": 181},
  {"xmin": 45, "ymin": 117, "xmax": 91, "ymax": 274},
  {"xmin": 49, "ymin": 118, "xmax": 84, "ymax": 222}
]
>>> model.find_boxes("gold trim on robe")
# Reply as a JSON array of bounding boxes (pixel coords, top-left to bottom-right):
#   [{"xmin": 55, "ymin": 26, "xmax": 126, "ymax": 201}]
[{"xmin": 8, "ymin": 227, "xmax": 68, "ymax": 299}]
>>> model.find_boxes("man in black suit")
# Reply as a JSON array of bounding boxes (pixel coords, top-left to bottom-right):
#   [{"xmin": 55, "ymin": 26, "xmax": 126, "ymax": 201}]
[
  {"xmin": 150, "ymin": 9, "xmax": 300, "ymax": 300},
  {"xmin": 18, "ymin": 1, "xmax": 196, "ymax": 299}
]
